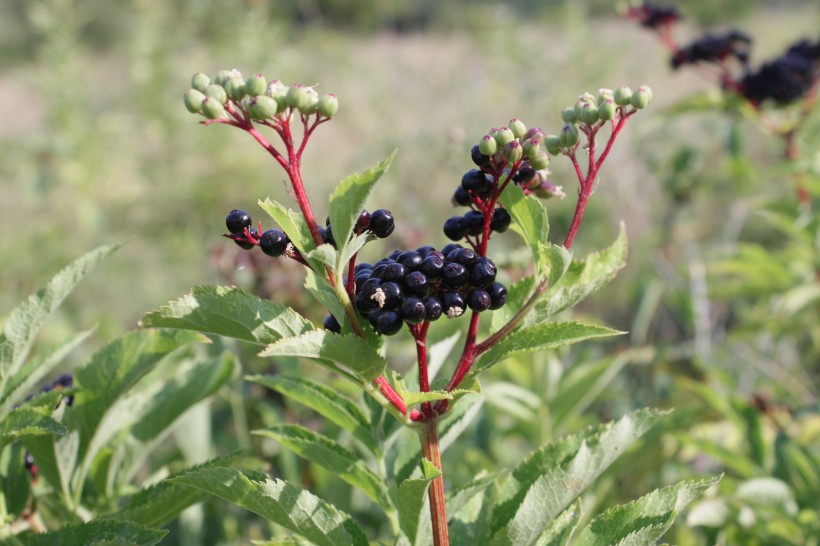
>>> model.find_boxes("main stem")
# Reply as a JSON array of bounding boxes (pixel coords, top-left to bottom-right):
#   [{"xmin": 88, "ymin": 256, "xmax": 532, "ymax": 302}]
[{"xmin": 421, "ymin": 415, "xmax": 449, "ymax": 546}]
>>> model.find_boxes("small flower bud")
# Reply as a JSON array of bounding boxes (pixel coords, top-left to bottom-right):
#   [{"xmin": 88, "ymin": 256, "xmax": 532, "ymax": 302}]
[
  {"xmin": 598, "ymin": 98, "xmax": 617, "ymax": 121},
  {"xmin": 559, "ymin": 123, "xmax": 580, "ymax": 148},
  {"xmin": 533, "ymin": 181, "xmax": 566, "ymax": 200},
  {"xmin": 614, "ymin": 85, "xmax": 633, "ymax": 106},
  {"xmin": 318, "ymin": 93, "xmax": 339, "ymax": 117},
  {"xmin": 529, "ymin": 150, "xmax": 550, "ymax": 170},
  {"xmin": 249, "ymin": 95, "xmax": 278, "ymax": 119},
  {"xmin": 184, "ymin": 89, "xmax": 206, "ymax": 113},
  {"xmin": 508, "ymin": 118, "xmax": 527, "ymax": 139},
  {"xmin": 191, "ymin": 72, "xmax": 210, "ymax": 93},
  {"xmin": 205, "ymin": 84, "xmax": 228, "ymax": 105},
  {"xmin": 478, "ymin": 134, "xmax": 498, "ymax": 156},
  {"xmin": 630, "ymin": 85, "xmax": 652, "ymax": 109},
  {"xmin": 561, "ymin": 107, "xmax": 577, "ymax": 124},
  {"xmin": 523, "ymin": 127, "xmax": 545, "ymax": 143},
  {"xmin": 522, "ymin": 137, "xmax": 541, "ymax": 160},
  {"xmin": 225, "ymin": 77, "xmax": 246, "ymax": 101},
  {"xmin": 544, "ymin": 134, "xmax": 562, "ymax": 155},
  {"xmin": 201, "ymin": 96, "xmax": 227, "ymax": 119},
  {"xmin": 245, "ymin": 73, "xmax": 267, "ymax": 97},
  {"xmin": 492, "ymin": 126, "xmax": 515, "ymax": 147},
  {"xmin": 503, "ymin": 140, "xmax": 523, "ymax": 163}
]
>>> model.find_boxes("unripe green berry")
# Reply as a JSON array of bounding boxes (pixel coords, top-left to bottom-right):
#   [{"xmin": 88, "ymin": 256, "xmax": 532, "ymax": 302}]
[
  {"xmin": 226, "ymin": 77, "xmax": 246, "ymax": 101},
  {"xmin": 245, "ymin": 73, "xmax": 267, "ymax": 97},
  {"xmin": 287, "ymin": 84, "xmax": 319, "ymax": 114},
  {"xmin": 559, "ymin": 123, "xmax": 580, "ymax": 148},
  {"xmin": 614, "ymin": 85, "xmax": 633, "ymax": 106},
  {"xmin": 205, "ymin": 84, "xmax": 228, "ymax": 105},
  {"xmin": 577, "ymin": 102, "xmax": 599, "ymax": 125},
  {"xmin": 503, "ymin": 140, "xmax": 523, "ymax": 163},
  {"xmin": 523, "ymin": 127, "xmax": 545, "ymax": 143},
  {"xmin": 266, "ymin": 80, "xmax": 290, "ymax": 113},
  {"xmin": 597, "ymin": 88, "xmax": 614, "ymax": 107},
  {"xmin": 214, "ymin": 70, "xmax": 232, "ymax": 87},
  {"xmin": 598, "ymin": 98, "xmax": 617, "ymax": 121},
  {"xmin": 630, "ymin": 85, "xmax": 652, "ymax": 109},
  {"xmin": 530, "ymin": 150, "xmax": 550, "ymax": 170},
  {"xmin": 561, "ymin": 107, "xmax": 577, "ymax": 124},
  {"xmin": 508, "ymin": 118, "xmax": 527, "ymax": 139},
  {"xmin": 317, "ymin": 93, "xmax": 339, "ymax": 117},
  {"xmin": 544, "ymin": 134, "xmax": 562, "ymax": 155},
  {"xmin": 201, "ymin": 96, "xmax": 227, "ymax": 119},
  {"xmin": 492, "ymin": 126, "xmax": 515, "ymax": 147},
  {"xmin": 479, "ymin": 134, "xmax": 498, "ymax": 155},
  {"xmin": 249, "ymin": 95, "xmax": 278, "ymax": 119},
  {"xmin": 191, "ymin": 72, "xmax": 210, "ymax": 93},
  {"xmin": 522, "ymin": 137, "xmax": 541, "ymax": 160},
  {"xmin": 184, "ymin": 89, "xmax": 206, "ymax": 114}
]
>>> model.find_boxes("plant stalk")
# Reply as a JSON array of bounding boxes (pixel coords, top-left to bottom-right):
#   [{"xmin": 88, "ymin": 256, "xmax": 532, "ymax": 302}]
[{"xmin": 420, "ymin": 415, "xmax": 449, "ymax": 546}]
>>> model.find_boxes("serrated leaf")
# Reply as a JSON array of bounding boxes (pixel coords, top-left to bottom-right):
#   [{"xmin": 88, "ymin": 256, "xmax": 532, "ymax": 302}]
[
  {"xmin": 448, "ymin": 473, "xmax": 498, "ymax": 545},
  {"xmin": 533, "ymin": 225, "xmax": 627, "ymax": 321},
  {"xmin": 258, "ymin": 198, "xmax": 315, "ymax": 257},
  {"xmin": 108, "ymin": 455, "xmax": 240, "ymax": 527},
  {"xmin": 397, "ymin": 458, "xmax": 441, "ymax": 545},
  {"xmin": 0, "ymin": 244, "xmax": 119, "ymax": 393},
  {"xmin": 260, "ymin": 331, "xmax": 386, "ymax": 382},
  {"xmin": 304, "ymin": 270, "xmax": 346, "ymax": 324},
  {"xmin": 0, "ymin": 406, "xmax": 66, "ymax": 448},
  {"xmin": 306, "ymin": 244, "xmax": 338, "ymax": 271},
  {"xmin": 247, "ymin": 374, "xmax": 377, "ymax": 453},
  {"xmin": 254, "ymin": 425, "xmax": 391, "ymax": 507},
  {"xmin": 490, "ymin": 276, "xmax": 537, "ymax": 332},
  {"xmin": 490, "ymin": 409, "xmax": 667, "ymax": 545},
  {"xmin": 498, "ymin": 185, "xmax": 550, "ymax": 275},
  {"xmin": 329, "ymin": 150, "xmax": 396, "ymax": 262},
  {"xmin": 140, "ymin": 285, "xmax": 315, "ymax": 345},
  {"xmin": 573, "ymin": 477, "xmax": 719, "ymax": 546},
  {"xmin": 16, "ymin": 520, "xmax": 167, "ymax": 546},
  {"xmin": 473, "ymin": 321, "xmax": 621, "ymax": 377},
  {"xmin": 168, "ymin": 466, "xmax": 368, "ymax": 546},
  {"xmin": 535, "ymin": 500, "xmax": 582, "ymax": 546}
]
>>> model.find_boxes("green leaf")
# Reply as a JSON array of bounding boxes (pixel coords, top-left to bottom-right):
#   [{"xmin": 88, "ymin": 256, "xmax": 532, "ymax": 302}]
[
  {"xmin": 15, "ymin": 520, "xmax": 167, "ymax": 546},
  {"xmin": 108, "ymin": 455, "xmax": 240, "ymax": 528},
  {"xmin": 304, "ymin": 271, "xmax": 346, "ymax": 325},
  {"xmin": 490, "ymin": 408, "xmax": 667, "ymax": 545},
  {"xmin": 473, "ymin": 321, "xmax": 621, "ymax": 377},
  {"xmin": 254, "ymin": 425, "xmax": 391, "ymax": 507},
  {"xmin": 532, "ymin": 225, "xmax": 627, "ymax": 321},
  {"xmin": 305, "ymin": 244, "xmax": 338, "ymax": 271},
  {"xmin": 573, "ymin": 477, "xmax": 719, "ymax": 546},
  {"xmin": 260, "ymin": 330, "xmax": 386, "ymax": 382},
  {"xmin": 397, "ymin": 458, "xmax": 441, "ymax": 544},
  {"xmin": 498, "ymin": 184, "xmax": 551, "ymax": 275},
  {"xmin": 168, "ymin": 466, "xmax": 369, "ymax": 546},
  {"xmin": 535, "ymin": 500, "xmax": 582, "ymax": 546},
  {"xmin": 448, "ymin": 473, "xmax": 499, "ymax": 546},
  {"xmin": 329, "ymin": 150, "xmax": 396, "ymax": 261},
  {"xmin": 0, "ymin": 244, "xmax": 119, "ymax": 393},
  {"xmin": 1, "ymin": 444, "xmax": 32, "ymax": 518},
  {"xmin": 0, "ymin": 406, "xmax": 66, "ymax": 448},
  {"xmin": 258, "ymin": 198, "xmax": 315, "ymax": 256},
  {"xmin": 247, "ymin": 374, "xmax": 377, "ymax": 453},
  {"xmin": 140, "ymin": 285, "xmax": 315, "ymax": 345}
]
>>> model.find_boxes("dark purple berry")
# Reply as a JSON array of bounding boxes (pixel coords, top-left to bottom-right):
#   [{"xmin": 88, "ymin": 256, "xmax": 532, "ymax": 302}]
[
  {"xmin": 400, "ymin": 298, "xmax": 426, "ymax": 324},
  {"xmin": 471, "ymin": 144, "xmax": 491, "ymax": 168},
  {"xmin": 423, "ymin": 296, "xmax": 443, "ymax": 321},
  {"xmin": 397, "ymin": 251, "xmax": 423, "ymax": 270},
  {"xmin": 491, "ymin": 208, "xmax": 512, "ymax": 233},
  {"xmin": 441, "ymin": 243, "xmax": 463, "ymax": 256},
  {"xmin": 388, "ymin": 250, "xmax": 403, "ymax": 261},
  {"xmin": 487, "ymin": 282, "xmax": 508, "ymax": 310},
  {"xmin": 419, "ymin": 254, "xmax": 446, "ymax": 279},
  {"xmin": 442, "ymin": 262, "xmax": 469, "ymax": 289},
  {"xmin": 371, "ymin": 264, "xmax": 389, "ymax": 279},
  {"xmin": 354, "ymin": 262, "xmax": 374, "ymax": 274},
  {"xmin": 441, "ymin": 291, "xmax": 466, "ymax": 318},
  {"xmin": 259, "ymin": 229, "xmax": 289, "ymax": 257},
  {"xmin": 453, "ymin": 186, "xmax": 472, "ymax": 207},
  {"xmin": 443, "ymin": 216, "xmax": 468, "ymax": 241},
  {"xmin": 461, "ymin": 169, "xmax": 491, "ymax": 194},
  {"xmin": 356, "ymin": 292, "xmax": 378, "ymax": 313},
  {"xmin": 449, "ymin": 247, "xmax": 477, "ymax": 267},
  {"xmin": 466, "ymin": 289, "xmax": 491, "ymax": 311},
  {"xmin": 470, "ymin": 259, "xmax": 497, "ymax": 287},
  {"xmin": 371, "ymin": 310, "xmax": 403, "ymax": 335},
  {"xmin": 380, "ymin": 281, "xmax": 404, "ymax": 308},
  {"xmin": 354, "ymin": 271, "xmax": 372, "ymax": 288},
  {"xmin": 513, "ymin": 166, "xmax": 536, "ymax": 184},
  {"xmin": 323, "ymin": 314, "xmax": 341, "ymax": 333},
  {"xmin": 464, "ymin": 210, "xmax": 485, "ymax": 236},
  {"xmin": 416, "ymin": 245, "xmax": 437, "ymax": 258},
  {"xmin": 369, "ymin": 209, "xmax": 395, "ymax": 238},
  {"xmin": 226, "ymin": 209, "xmax": 252, "ymax": 235},
  {"xmin": 322, "ymin": 224, "xmax": 336, "ymax": 247},
  {"xmin": 382, "ymin": 262, "xmax": 408, "ymax": 282},
  {"xmin": 360, "ymin": 278, "xmax": 382, "ymax": 300},
  {"xmin": 404, "ymin": 270, "xmax": 429, "ymax": 297},
  {"xmin": 354, "ymin": 209, "xmax": 371, "ymax": 233}
]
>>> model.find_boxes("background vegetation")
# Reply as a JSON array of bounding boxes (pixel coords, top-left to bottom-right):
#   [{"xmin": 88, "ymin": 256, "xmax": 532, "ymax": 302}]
[{"xmin": 1, "ymin": 0, "xmax": 818, "ymax": 544}]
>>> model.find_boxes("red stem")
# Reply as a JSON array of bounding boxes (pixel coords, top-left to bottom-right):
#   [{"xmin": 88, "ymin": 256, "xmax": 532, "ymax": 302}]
[
  {"xmin": 374, "ymin": 375, "xmax": 407, "ymax": 415},
  {"xmin": 421, "ymin": 416, "xmax": 449, "ymax": 546},
  {"xmin": 412, "ymin": 322, "xmax": 433, "ymax": 416}
]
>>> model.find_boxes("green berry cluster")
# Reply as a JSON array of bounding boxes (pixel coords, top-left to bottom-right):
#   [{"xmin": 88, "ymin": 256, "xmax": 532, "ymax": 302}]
[{"xmin": 183, "ymin": 69, "xmax": 339, "ymax": 122}]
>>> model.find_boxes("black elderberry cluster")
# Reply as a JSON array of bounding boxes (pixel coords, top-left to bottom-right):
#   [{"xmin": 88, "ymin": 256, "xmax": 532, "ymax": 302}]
[
  {"xmin": 626, "ymin": 2, "xmax": 681, "ymax": 31},
  {"xmin": 671, "ymin": 30, "xmax": 752, "ymax": 70},
  {"xmin": 444, "ymin": 167, "xmax": 512, "ymax": 241},
  {"xmin": 223, "ymin": 208, "xmax": 394, "ymax": 256},
  {"xmin": 740, "ymin": 39, "xmax": 820, "ymax": 105},
  {"xmin": 334, "ymin": 243, "xmax": 507, "ymax": 336}
]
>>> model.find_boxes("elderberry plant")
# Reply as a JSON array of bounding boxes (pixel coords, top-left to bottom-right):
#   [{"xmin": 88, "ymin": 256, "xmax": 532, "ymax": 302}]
[{"xmin": 137, "ymin": 68, "xmax": 716, "ymax": 545}]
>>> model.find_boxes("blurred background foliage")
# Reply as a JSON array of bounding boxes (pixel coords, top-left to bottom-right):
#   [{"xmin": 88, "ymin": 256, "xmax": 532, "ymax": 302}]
[{"xmin": 1, "ymin": 0, "xmax": 818, "ymax": 544}]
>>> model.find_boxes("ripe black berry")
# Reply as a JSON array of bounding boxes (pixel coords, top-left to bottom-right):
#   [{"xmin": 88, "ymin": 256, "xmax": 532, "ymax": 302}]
[
  {"xmin": 226, "ymin": 209, "xmax": 252, "ymax": 235},
  {"xmin": 397, "ymin": 251, "xmax": 423, "ymax": 271},
  {"xmin": 449, "ymin": 247, "xmax": 477, "ymax": 267},
  {"xmin": 443, "ymin": 216, "xmax": 468, "ymax": 241},
  {"xmin": 491, "ymin": 208, "xmax": 512, "ymax": 233},
  {"xmin": 423, "ymin": 296, "xmax": 443, "ymax": 321},
  {"xmin": 461, "ymin": 169, "xmax": 491, "ymax": 195},
  {"xmin": 354, "ymin": 262, "xmax": 374, "ymax": 274},
  {"xmin": 355, "ymin": 209, "xmax": 371, "ymax": 233},
  {"xmin": 441, "ymin": 291, "xmax": 466, "ymax": 319},
  {"xmin": 441, "ymin": 243, "xmax": 463, "ymax": 256},
  {"xmin": 442, "ymin": 262, "xmax": 469, "ymax": 289},
  {"xmin": 322, "ymin": 224, "xmax": 336, "ymax": 247},
  {"xmin": 356, "ymin": 292, "xmax": 378, "ymax": 313},
  {"xmin": 404, "ymin": 270, "xmax": 429, "ymax": 297},
  {"xmin": 360, "ymin": 278, "xmax": 382, "ymax": 300},
  {"xmin": 371, "ymin": 310, "xmax": 403, "ymax": 335},
  {"xmin": 259, "ymin": 229, "xmax": 289, "ymax": 257},
  {"xmin": 419, "ymin": 254, "xmax": 445, "ymax": 279},
  {"xmin": 464, "ymin": 210, "xmax": 484, "ymax": 236},
  {"xmin": 487, "ymin": 282, "xmax": 508, "ymax": 310},
  {"xmin": 369, "ymin": 209, "xmax": 395, "ymax": 238},
  {"xmin": 471, "ymin": 144, "xmax": 491, "ymax": 168},
  {"xmin": 323, "ymin": 314, "xmax": 341, "ymax": 333},
  {"xmin": 453, "ymin": 186, "xmax": 472, "ymax": 207},
  {"xmin": 416, "ymin": 245, "xmax": 437, "ymax": 258},
  {"xmin": 382, "ymin": 262, "xmax": 408, "ymax": 283},
  {"xmin": 470, "ymin": 258, "xmax": 497, "ymax": 286},
  {"xmin": 400, "ymin": 298, "xmax": 426, "ymax": 324},
  {"xmin": 380, "ymin": 281, "xmax": 404, "ymax": 308},
  {"xmin": 513, "ymin": 166, "xmax": 536, "ymax": 184},
  {"xmin": 466, "ymin": 289, "xmax": 491, "ymax": 312}
]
